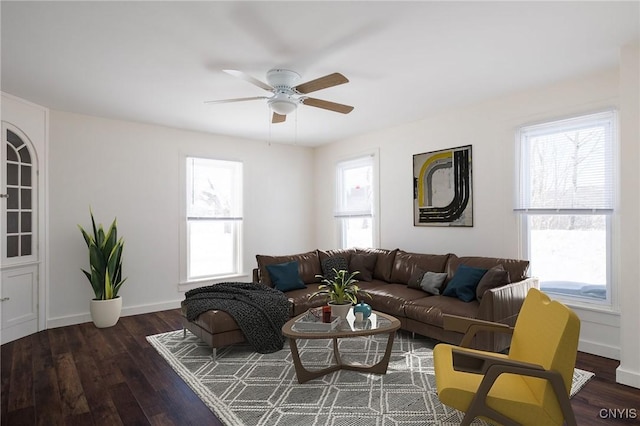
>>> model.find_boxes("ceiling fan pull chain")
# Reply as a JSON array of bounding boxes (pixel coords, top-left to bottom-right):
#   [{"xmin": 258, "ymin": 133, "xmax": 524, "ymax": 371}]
[
  {"xmin": 267, "ymin": 108, "xmax": 272, "ymax": 146},
  {"xmin": 294, "ymin": 109, "xmax": 298, "ymax": 145}
]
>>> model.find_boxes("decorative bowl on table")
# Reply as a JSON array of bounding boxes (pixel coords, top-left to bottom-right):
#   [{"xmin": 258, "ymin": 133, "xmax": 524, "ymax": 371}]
[{"xmin": 353, "ymin": 302, "xmax": 372, "ymax": 320}]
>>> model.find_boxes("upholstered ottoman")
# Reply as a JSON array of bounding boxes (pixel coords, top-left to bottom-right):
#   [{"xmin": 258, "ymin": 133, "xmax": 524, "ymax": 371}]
[{"xmin": 180, "ymin": 303, "xmax": 246, "ymax": 359}]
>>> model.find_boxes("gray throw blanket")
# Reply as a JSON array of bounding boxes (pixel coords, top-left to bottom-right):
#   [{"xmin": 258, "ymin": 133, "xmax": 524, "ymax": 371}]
[{"xmin": 183, "ymin": 282, "xmax": 290, "ymax": 354}]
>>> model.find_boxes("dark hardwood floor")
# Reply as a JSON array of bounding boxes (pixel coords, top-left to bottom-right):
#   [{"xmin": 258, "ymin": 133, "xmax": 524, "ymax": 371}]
[{"xmin": 2, "ymin": 309, "xmax": 639, "ymax": 425}]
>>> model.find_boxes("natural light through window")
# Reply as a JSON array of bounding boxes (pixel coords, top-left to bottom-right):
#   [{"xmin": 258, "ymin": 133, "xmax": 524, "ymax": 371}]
[
  {"xmin": 186, "ymin": 157, "xmax": 243, "ymax": 280},
  {"xmin": 516, "ymin": 110, "xmax": 615, "ymax": 304},
  {"xmin": 335, "ymin": 155, "xmax": 375, "ymax": 248}
]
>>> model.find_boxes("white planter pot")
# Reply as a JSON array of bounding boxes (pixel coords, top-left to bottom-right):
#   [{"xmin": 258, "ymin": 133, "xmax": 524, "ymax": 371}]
[
  {"xmin": 329, "ymin": 302, "xmax": 352, "ymax": 320},
  {"xmin": 90, "ymin": 297, "xmax": 122, "ymax": 328}
]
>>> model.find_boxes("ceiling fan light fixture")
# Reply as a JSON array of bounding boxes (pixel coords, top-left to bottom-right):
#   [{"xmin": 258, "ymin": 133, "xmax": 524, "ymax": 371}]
[
  {"xmin": 209, "ymin": 68, "xmax": 353, "ymax": 121},
  {"xmin": 268, "ymin": 98, "xmax": 298, "ymax": 115}
]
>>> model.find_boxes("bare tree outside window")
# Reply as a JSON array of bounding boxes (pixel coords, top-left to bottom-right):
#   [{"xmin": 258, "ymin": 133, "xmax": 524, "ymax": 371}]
[{"xmin": 517, "ymin": 111, "xmax": 615, "ymax": 303}]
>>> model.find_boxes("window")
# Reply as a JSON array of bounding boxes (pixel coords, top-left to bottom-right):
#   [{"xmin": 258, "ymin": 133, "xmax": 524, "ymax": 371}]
[
  {"xmin": 515, "ymin": 110, "xmax": 616, "ymax": 304},
  {"xmin": 335, "ymin": 155, "xmax": 376, "ymax": 248},
  {"xmin": 185, "ymin": 157, "xmax": 242, "ymax": 280},
  {"xmin": 3, "ymin": 128, "xmax": 36, "ymax": 263}
]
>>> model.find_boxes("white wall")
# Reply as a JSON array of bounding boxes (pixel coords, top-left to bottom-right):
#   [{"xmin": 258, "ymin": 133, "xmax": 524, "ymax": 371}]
[
  {"xmin": 315, "ymin": 67, "xmax": 632, "ymax": 363},
  {"xmin": 315, "ymin": 68, "xmax": 619, "ymax": 255},
  {"xmin": 48, "ymin": 111, "xmax": 315, "ymax": 327},
  {"xmin": 616, "ymin": 44, "xmax": 640, "ymax": 389}
]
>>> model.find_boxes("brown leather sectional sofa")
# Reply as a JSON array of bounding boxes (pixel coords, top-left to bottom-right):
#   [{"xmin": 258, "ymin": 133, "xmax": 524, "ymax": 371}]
[
  {"xmin": 182, "ymin": 247, "xmax": 538, "ymax": 355},
  {"xmin": 253, "ymin": 248, "xmax": 537, "ymax": 352}
]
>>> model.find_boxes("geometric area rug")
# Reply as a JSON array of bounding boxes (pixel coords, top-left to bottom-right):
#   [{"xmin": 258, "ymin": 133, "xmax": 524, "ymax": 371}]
[{"xmin": 147, "ymin": 330, "xmax": 594, "ymax": 426}]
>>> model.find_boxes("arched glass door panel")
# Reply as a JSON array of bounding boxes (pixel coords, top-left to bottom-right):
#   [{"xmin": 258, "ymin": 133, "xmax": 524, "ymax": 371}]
[{"xmin": 4, "ymin": 128, "xmax": 35, "ymax": 262}]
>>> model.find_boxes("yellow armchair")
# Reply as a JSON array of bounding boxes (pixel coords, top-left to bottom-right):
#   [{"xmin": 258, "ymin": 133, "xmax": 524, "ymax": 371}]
[{"xmin": 433, "ymin": 288, "xmax": 580, "ymax": 426}]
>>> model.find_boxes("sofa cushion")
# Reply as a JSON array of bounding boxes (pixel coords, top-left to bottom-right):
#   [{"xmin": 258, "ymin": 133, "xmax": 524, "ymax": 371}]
[
  {"xmin": 407, "ymin": 268, "xmax": 426, "ymax": 289},
  {"xmin": 266, "ymin": 261, "xmax": 307, "ymax": 292},
  {"xmin": 321, "ymin": 255, "xmax": 349, "ymax": 282},
  {"xmin": 420, "ymin": 271, "xmax": 448, "ymax": 295},
  {"xmin": 318, "ymin": 248, "xmax": 356, "ymax": 264},
  {"xmin": 443, "ymin": 265, "xmax": 488, "ymax": 302},
  {"xmin": 476, "ymin": 265, "xmax": 510, "ymax": 300},
  {"xmin": 355, "ymin": 248, "xmax": 398, "ymax": 281},
  {"xmin": 404, "ymin": 296, "xmax": 480, "ymax": 328},
  {"xmin": 180, "ymin": 304, "xmax": 240, "ymax": 334},
  {"xmin": 256, "ymin": 250, "xmax": 322, "ymax": 286},
  {"xmin": 447, "ymin": 255, "xmax": 529, "ymax": 283},
  {"xmin": 319, "ymin": 248, "xmax": 397, "ymax": 281},
  {"xmin": 287, "ymin": 284, "xmax": 327, "ymax": 316},
  {"xmin": 390, "ymin": 250, "xmax": 451, "ymax": 284},
  {"xmin": 363, "ymin": 283, "xmax": 427, "ymax": 317},
  {"xmin": 350, "ymin": 253, "xmax": 377, "ymax": 281}
]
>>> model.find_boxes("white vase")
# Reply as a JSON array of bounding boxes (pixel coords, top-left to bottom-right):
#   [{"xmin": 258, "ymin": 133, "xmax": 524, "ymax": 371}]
[
  {"xmin": 90, "ymin": 297, "xmax": 122, "ymax": 328},
  {"xmin": 329, "ymin": 302, "xmax": 352, "ymax": 320}
]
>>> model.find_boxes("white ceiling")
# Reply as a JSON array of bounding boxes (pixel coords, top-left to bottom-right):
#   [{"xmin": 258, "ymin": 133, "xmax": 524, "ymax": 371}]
[{"xmin": 2, "ymin": 1, "xmax": 638, "ymax": 146}]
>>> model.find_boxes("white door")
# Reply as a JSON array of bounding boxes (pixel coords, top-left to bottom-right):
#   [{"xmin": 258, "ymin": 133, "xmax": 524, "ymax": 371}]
[{"xmin": 1, "ymin": 124, "xmax": 39, "ymax": 343}]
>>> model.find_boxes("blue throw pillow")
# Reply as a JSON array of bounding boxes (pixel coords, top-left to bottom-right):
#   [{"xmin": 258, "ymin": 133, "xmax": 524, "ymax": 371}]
[
  {"xmin": 266, "ymin": 261, "xmax": 306, "ymax": 292},
  {"xmin": 442, "ymin": 265, "xmax": 488, "ymax": 302}
]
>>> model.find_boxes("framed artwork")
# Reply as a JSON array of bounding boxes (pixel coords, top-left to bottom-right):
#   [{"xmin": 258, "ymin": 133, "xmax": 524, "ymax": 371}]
[{"xmin": 413, "ymin": 145, "xmax": 473, "ymax": 227}]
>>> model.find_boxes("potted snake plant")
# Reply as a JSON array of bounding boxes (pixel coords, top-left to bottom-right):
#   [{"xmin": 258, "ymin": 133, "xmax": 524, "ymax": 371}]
[
  {"xmin": 78, "ymin": 210, "xmax": 127, "ymax": 328},
  {"xmin": 310, "ymin": 269, "xmax": 369, "ymax": 320}
]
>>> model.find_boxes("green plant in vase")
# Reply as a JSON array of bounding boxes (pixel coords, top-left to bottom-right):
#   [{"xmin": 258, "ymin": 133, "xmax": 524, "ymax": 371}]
[
  {"xmin": 78, "ymin": 210, "xmax": 127, "ymax": 328},
  {"xmin": 78, "ymin": 211, "xmax": 126, "ymax": 299},
  {"xmin": 310, "ymin": 269, "xmax": 370, "ymax": 319}
]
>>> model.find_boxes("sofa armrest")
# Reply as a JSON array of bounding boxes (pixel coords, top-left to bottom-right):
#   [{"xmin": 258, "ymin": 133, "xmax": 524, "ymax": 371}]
[
  {"xmin": 443, "ymin": 315, "xmax": 514, "ymax": 348},
  {"xmin": 477, "ymin": 277, "xmax": 539, "ymax": 325},
  {"xmin": 468, "ymin": 277, "xmax": 538, "ymax": 352},
  {"xmin": 253, "ymin": 268, "xmax": 259, "ymax": 283}
]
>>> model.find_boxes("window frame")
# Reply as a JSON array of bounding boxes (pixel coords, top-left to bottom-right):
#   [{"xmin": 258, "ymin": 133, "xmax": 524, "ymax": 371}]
[
  {"xmin": 515, "ymin": 109, "xmax": 618, "ymax": 309},
  {"xmin": 179, "ymin": 155, "xmax": 245, "ymax": 289},
  {"xmin": 2, "ymin": 126, "xmax": 37, "ymax": 266},
  {"xmin": 334, "ymin": 152, "xmax": 379, "ymax": 249}
]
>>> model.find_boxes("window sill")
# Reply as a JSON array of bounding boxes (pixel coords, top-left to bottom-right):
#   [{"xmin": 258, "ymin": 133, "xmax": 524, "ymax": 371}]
[
  {"xmin": 178, "ymin": 273, "xmax": 251, "ymax": 292},
  {"xmin": 546, "ymin": 292, "xmax": 620, "ymax": 315}
]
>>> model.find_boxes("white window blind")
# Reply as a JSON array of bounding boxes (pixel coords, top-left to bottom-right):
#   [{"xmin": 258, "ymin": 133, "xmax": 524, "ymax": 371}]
[
  {"xmin": 187, "ymin": 158, "xmax": 243, "ymax": 220},
  {"xmin": 335, "ymin": 155, "xmax": 374, "ymax": 219},
  {"xmin": 185, "ymin": 157, "xmax": 243, "ymax": 279},
  {"xmin": 515, "ymin": 110, "xmax": 615, "ymax": 213}
]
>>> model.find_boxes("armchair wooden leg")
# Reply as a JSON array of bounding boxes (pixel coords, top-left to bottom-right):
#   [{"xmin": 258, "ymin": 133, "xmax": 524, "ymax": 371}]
[
  {"xmin": 547, "ymin": 372, "xmax": 577, "ymax": 426},
  {"xmin": 463, "ymin": 364, "xmax": 576, "ymax": 426},
  {"xmin": 463, "ymin": 367, "xmax": 522, "ymax": 426}
]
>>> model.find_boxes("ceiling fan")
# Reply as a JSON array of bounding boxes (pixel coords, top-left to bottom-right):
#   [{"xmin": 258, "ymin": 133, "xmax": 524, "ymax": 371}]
[{"xmin": 206, "ymin": 69, "xmax": 354, "ymax": 123}]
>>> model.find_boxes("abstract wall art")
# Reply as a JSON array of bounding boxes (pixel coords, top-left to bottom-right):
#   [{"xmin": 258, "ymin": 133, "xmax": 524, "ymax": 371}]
[{"xmin": 413, "ymin": 145, "xmax": 473, "ymax": 227}]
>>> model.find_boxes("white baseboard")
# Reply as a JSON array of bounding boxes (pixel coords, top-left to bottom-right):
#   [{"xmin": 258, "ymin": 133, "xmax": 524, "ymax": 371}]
[
  {"xmin": 616, "ymin": 366, "xmax": 640, "ymax": 389},
  {"xmin": 578, "ymin": 338, "xmax": 620, "ymax": 360},
  {"xmin": 46, "ymin": 299, "xmax": 183, "ymax": 329},
  {"xmin": 121, "ymin": 300, "xmax": 182, "ymax": 317},
  {"xmin": 1, "ymin": 320, "xmax": 38, "ymax": 345}
]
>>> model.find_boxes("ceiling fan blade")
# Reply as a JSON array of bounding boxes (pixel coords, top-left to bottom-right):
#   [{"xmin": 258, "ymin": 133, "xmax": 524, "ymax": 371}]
[
  {"xmin": 302, "ymin": 98, "xmax": 354, "ymax": 114},
  {"xmin": 204, "ymin": 96, "xmax": 269, "ymax": 105},
  {"xmin": 223, "ymin": 69, "xmax": 273, "ymax": 91},
  {"xmin": 272, "ymin": 112, "xmax": 286, "ymax": 123},
  {"xmin": 294, "ymin": 73, "xmax": 349, "ymax": 94}
]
